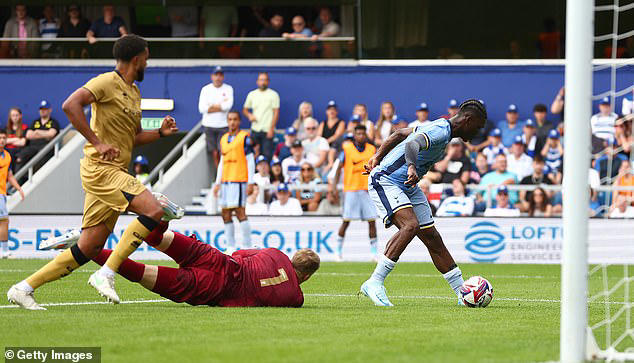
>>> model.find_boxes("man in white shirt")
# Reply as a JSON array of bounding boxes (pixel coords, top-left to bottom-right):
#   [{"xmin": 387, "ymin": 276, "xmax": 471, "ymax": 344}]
[
  {"xmin": 507, "ymin": 135, "xmax": 534, "ymax": 180},
  {"xmin": 282, "ymin": 140, "xmax": 308, "ymax": 183},
  {"xmin": 253, "ymin": 155, "xmax": 271, "ymax": 203},
  {"xmin": 484, "ymin": 186, "xmax": 520, "ymax": 217},
  {"xmin": 609, "ymin": 195, "xmax": 634, "ymax": 218},
  {"xmin": 269, "ymin": 183, "xmax": 303, "ymax": 216},
  {"xmin": 436, "ymin": 179, "xmax": 474, "ymax": 217},
  {"xmin": 301, "ymin": 117, "xmax": 329, "ymax": 173},
  {"xmin": 198, "ymin": 66, "xmax": 234, "ymax": 168},
  {"xmin": 622, "ymin": 87, "xmax": 632, "ymax": 116},
  {"xmin": 408, "ymin": 102, "xmax": 430, "ymax": 128},
  {"xmin": 590, "ymin": 97, "xmax": 618, "ymax": 141}
]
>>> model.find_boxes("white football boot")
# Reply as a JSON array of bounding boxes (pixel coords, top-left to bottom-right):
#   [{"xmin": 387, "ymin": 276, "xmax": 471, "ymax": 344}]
[
  {"xmin": 39, "ymin": 229, "xmax": 81, "ymax": 250},
  {"xmin": 152, "ymin": 192, "xmax": 185, "ymax": 221},
  {"xmin": 7, "ymin": 285, "xmax": 46, "ymax": 310},
  {"xmin": 88, "ymin": 271, "xmax": 120, "ymax": 304}
]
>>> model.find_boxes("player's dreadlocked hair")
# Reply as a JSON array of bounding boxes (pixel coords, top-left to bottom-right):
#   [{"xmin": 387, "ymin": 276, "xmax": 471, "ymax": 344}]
[{"xmin": 459, "ymin": 99, "xmax": 487, "ymax": 120}]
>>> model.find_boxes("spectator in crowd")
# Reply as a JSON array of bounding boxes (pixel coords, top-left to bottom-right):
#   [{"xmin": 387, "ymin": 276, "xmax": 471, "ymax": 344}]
[
  {"xmin": 611, "ymin": 159, "xmax": 633, "ymax": 205},
  {"xmin": 527, "ymin": 187, "xmax": 552, "ymax": 217},
  {"xmin": 282, "ymin": 15, "xmax": 313, "ymax": 39},
  {"xmin": 269, "ymin": 158, "xmax": 285, "ymax": 187},
  {"xmin": 436, "ymin": 179, "xmax": 474, "ymax": 217},
  {"xmin": 615, "ymin": 116, "xmax": 632, "ymax": 156},
  {"xmin": 325, "ymin": 132, "xmax": 353, "ymax": 178},
  {"xmin": 274, "ymin": 127, "xmax": 297, "ymax": 162},
  {"xmin": 302, "ymin": 117, "xmax": 329, "ymax": 173},
  {"xmin": 133, "ymin": 155, "xmax": 150, "ymax": 185},
  {"xmin": 426, "ymin": 138, "xmax": 470, "ymax": 184},
  {"xmin": 507, "ymin": 135, "xmax": 534, "ymax": 180},
  {"xmin": 318, "ymin": 100, "xmax": 345, "ymax": 146},
  {"xmin": 541, "ymin": 129, "xmax": 563, "ymax": 182},
  {"xmin": 622, "ymin": 86, "xmax": 633, "ymax": 116},
  {"xmin": 259, "ymin": 14, "xmax": 284, "ymax": 37},
  {"xmin": 5, "ymin": 107, "xmax": 27, "ymax": 170},
  {"xmin": 479, "ymin": 154, "xmax": 519, "ymax": 206},
  {"xmin": 537, "ymin": 17, "xmax": 562, "ymax": 58},
  {"xmin": 15, "ymin": 100, "xmax": 59, "ymax": 171},
  {"xmin": 292, "ymin": 101, "xmax": 313, "ymax": 140},
  {"xmin": 58, "ymin": 5, "xmax": 90, "ymax": 58},
  {"xmin": 168, "ymin": 6, "xmax": 198, "ymax": 37},
  {"xmin": 374, "ymin": 101, "xmax": 395, "ymax": 146},
  {"xmin": 609, "ymin": 194, "xmax": 634, "ymax": 218},
  {"xmin": 282, "ymin": 140, "xmax": 307, "ymax": 184},
  {"xmin": 391, "ymin": 115, "xmax": 408, "ymax": 133},
  {"xmin": 314, "ymin": 7, "xmax": 340, "ymax": 37},
  {"xmin": 350, "ymin": 103, "xmax": 375, "ymax": 140},
  {"xmin": 2, "ymin": 4, "xmax": 40, "ymax": 58},
  {"xmin": 253, "ymin": 155, "xmax": 271, "ymax": 204},
  {"xmin": 595, "ymin": 137, "xmax": 627, "ymax": 183},
  {"xmin": 469, "ymin": 152, "xmax": 489, "ymax": 184},
  {"xmin": 316, "ymin": 185, "xmax": 341, "ymax": 215},
  {"xmin": 519, "ymin": 154, "xmax": 553, "ymax": 210},
  {"xmin": 484, "ymin": 186, "xmax": 520, "ymax": 217},
  {"xmin": 417, "ymin": 178, "xmax": 437, "ymax": 216},
  {"xmin": 532, "ymin": 104, "xmax": 552, "ymax": 152},
  {"xmin": 268, "ymin": 183, "xmax": 303, "ymax": 216},
  {"xmin": 498, "ymin": 104, "xmax": 524, "ymax": 147},
  {"xmin": 200, "ymin": 5, "xmax": 238, "ymax": 37},
  {"xmin": 86, "ymin": 5, "xmax": 127, "ymax": 44},
  {"xmin": 39, "ymin": 5, "xmax": 60, "ymax": 57},
  {"xmin": 295, "ymin": 162, "xmax": 322, "ymax": 212},
  {"xmin": 441, "ymin": 99, "xmax": 460, "ymax": 119},
  {"xmin": 408, "ymin": 102, "xmax": 430, "ymax": 128},
  {"xmin": 243, "ymin": 72, "xmax": 280, "ymax": 161},
  {"xmin": 521, "ymin": 119, "xmax": 538, "ymax": 158},
  {"xmin": 198, "ymin": 66, "xmax": 234, "ymax": 170},
  {"xmin": 466, "ymin": 100, "xmax": 495, "ymax": 153},
  {"xmin": 591, "ymin": 97, "xmax": 618, "ymax": 141},
  {"xmin": 482, "ymin": 128, "xmax": 508, "ymax": 166},
  {"xmin": 550, "ymin": 86, "xmax": 565, "ymax": 121},
  {"xmin": 245, "ymin": 184, "xmax": 268, "ymax": 216}
]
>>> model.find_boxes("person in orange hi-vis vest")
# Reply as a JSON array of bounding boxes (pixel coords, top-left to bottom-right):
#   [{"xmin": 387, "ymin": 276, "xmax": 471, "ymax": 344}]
[
  {"xmin": 213, "ymin": 111, "xmax": 256, "ymax": 254},
  {"xmin": 329, "ymin": 124, "xmax": 378, "ymax": 261},
  {"xmin": 0, "ymin": 129, "xmax": 25, "ymax": 258}
]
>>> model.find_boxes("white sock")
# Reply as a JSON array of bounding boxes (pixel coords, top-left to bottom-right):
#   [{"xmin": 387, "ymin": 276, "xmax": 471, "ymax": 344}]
[
  {"xmin": 239, "ymin": 220, "xmax": 251, "ymax": 248},
  {"xmin": 336, "ymin": 236, "xmax": 344, "ymax": 251},
  {"xmin": 98, "ymin": 265, "xmax": 115, "ymax": 278},
  {"xmin": 443, "ymin": 266, "xmax": 464, "ymax": 298},
  {"xmin": 16, "ymin": 280, "xmax": 34, "ymax": 293},
  {"xmin": 369, "ymin": 237, "xmax": 377, "ymax": 248},
  {"xmin": 370, "ymin": 255, "xmax": 396, "ymax": 283},
  {"xmin": 224, "ymin": 222, "xmax": 235, "ymax": 248}
]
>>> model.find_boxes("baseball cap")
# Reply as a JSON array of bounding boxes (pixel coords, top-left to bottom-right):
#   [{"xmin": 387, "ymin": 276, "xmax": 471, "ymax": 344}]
[
  {"xmin": 391, "ymin": 115, "xmax": 405, "ymax": 124},
  {"xmin": 418, "ymin": 102, "xmax": 429, "ymax": 111},
  {"xmin": 497, "ymin": 185, "xmax": 509, "ymax": 195},
  {"xmin": 489, "ymin": 128, "xmax": 502, "ymax": 137},
  {"xmin": 212, "ymin": 65, "xmax": 223, "ymax": 74},
  {"xmin": 513, "ymin": 135, "xmax": 523, "ymax": 144},
  {"xmin": 326, "ymin": 100, "xmax": 337, "ymax": 109},
  {"xmin": 277, "ymin": 183, "xmax": 289, "ymax": 192},
  {"xmin": 525, "ymin": 119, "xmax": 535, "ymax": 127},
  {"xmin": 270, "ymin": 158, "xmax": 281, "ymax": 167},
  {"xmin": 291, "ymin": 140, "xmax": 303, "ymax": 148},
  {"xmin": 256, "ymin": 155, "xmax": 268, "ymax": 165},
  {"xmin": 600, "ymin": 97, "xmax": 610, "ymax": 105},
  {"xmin": 343, "ymin": 132, "xmax": 354, "ymax": 141},
  {"xmin": 285, "ymin": 127, "xmax": 297, "ymax": 136},
  {"xmin": 349, "ymin": 114, "xmax": 361, "ymax": 122},
  {"xmin": 507, "ymin": 104, "xmax": 518, "ymax": 113},
  {"xmin": 548, "ymin": 129, "xmax": 560, "ymax": 139},
  {"xmin": 134, "ymin": 155, "xmax": 148, "ymax": 166},
  {"xmin": 449, "ymin": 137, "xmax": 462, "ymax": 145},
  {"xmin": 448, "ymin": 99, "xmax": 459, "ymax": 108},
  {"xmin": 39, "ymin": 100, "xmax": 51, "ymax": 109}
]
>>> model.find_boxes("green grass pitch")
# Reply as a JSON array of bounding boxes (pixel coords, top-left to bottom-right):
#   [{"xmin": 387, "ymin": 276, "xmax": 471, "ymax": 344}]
[{"xmin": 1, "ymin": 260, "xmax": 631, "ymax": 362}]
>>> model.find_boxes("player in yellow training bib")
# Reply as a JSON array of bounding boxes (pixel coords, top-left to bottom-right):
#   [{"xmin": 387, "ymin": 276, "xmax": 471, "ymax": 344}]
[{"xmin": 7, "ymin": 34, "xmax": 179, "ymax": 310}]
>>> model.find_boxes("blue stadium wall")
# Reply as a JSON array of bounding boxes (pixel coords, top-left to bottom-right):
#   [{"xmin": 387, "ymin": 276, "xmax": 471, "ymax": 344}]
[{"xmin": 2, "ymin": 65, "xmax": 633, "ymax": 130}]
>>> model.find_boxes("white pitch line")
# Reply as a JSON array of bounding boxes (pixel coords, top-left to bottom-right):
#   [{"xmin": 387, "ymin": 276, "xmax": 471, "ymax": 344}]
[
  {"xmin": 0, "ymin": 298, "xmax": 169, "ymax": 309},
  {"xmin": 318, "ymin": 272, "xmax": 550, "ymax": 279}
]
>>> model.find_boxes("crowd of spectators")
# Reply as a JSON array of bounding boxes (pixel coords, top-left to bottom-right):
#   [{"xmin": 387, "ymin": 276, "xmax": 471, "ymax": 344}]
[{"xmin": 201, "ymin": 69, "xmax": 634, "ymax": 218}]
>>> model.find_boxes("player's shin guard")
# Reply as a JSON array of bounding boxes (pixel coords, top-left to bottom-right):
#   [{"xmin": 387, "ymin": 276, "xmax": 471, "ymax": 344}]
[
  {"xmin": 104, "ymin": 215, "xmax": 158, "ymax": 273},
  {"xmin": 93, "ymin": 249, "xmax": 145, "ymax": 283},
  {"xmin": 370, "ymin": 255, "xmax": 396, "ymax": 284},
  {"xmin": 24, "ymin": 244, "xmax": 90, "ymax": 289},
  {"xmin": 443, "ymin": 264, "xmax": 464, "ymax": 298},
  {"xmin": 224, "ymin": 222, "xmax": 236, "ymax": 248},
  {"xmin": 239, "ymin": 220, "xmax": 251, "ymax": 248}
]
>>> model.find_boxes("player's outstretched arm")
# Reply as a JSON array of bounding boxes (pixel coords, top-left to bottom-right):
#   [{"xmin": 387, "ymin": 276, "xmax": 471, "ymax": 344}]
[{"xmin": 364, "ymin": 127, "xmax": 413, "ymax": 174}]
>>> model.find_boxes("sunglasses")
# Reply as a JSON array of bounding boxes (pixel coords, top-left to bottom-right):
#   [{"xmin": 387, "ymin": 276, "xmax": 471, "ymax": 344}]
[{"xmin": 301, "ymin": 167, "xmax": 313, "ymax": 171}]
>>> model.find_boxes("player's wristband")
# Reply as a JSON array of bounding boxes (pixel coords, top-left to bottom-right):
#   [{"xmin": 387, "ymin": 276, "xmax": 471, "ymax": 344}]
[{"xmin": 158, "ymin": 128, "xmax": 164, "ymax": 138}]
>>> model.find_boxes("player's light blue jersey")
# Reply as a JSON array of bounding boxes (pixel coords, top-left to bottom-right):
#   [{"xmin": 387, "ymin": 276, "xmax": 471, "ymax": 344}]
[{"xmin": 372, "ymin": 118, "xmax": 452, "ymax": 189}]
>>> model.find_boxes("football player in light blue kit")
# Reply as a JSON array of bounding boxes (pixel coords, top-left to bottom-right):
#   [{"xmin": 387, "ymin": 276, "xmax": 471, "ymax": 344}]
[{"xmin": 361, "ymin": 99, "xmax": 487, "ymax": 306}]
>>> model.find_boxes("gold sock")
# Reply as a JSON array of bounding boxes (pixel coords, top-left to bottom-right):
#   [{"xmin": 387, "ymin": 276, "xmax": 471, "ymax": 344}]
[
  {"xmin": 105, "ymin": 218, "xmax": 153, "ymax": 272},
  {"xmin": 25, "ymin": 249, "xmax": 81, "ymax": 289}
]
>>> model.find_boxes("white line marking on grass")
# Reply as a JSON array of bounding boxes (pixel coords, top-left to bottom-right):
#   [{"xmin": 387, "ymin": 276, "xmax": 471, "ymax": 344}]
[
  {"xmin": 0, "ymin": 298, "xmax": 169, "ymax": 309},
  {"xmin": 0, "ymin": 269, "xmax": 98, "ymax": 273},
  {"xmin": 318, "ymin": 272, "xmax": 549, "ymax": 279}
]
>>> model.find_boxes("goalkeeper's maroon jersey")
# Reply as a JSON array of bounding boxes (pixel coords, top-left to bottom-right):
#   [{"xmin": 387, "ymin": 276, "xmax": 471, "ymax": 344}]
[{"xmin": 218, "ymin": 248, "xmax": 304, "ymax": 307}]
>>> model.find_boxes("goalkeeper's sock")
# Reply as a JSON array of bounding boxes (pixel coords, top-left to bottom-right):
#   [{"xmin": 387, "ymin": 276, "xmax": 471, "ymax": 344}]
[
  {"xmin": 144, "ymin": 221, "xmax": 169, "ymax": 247},
  {"xmin": 239, "ymin": 220, "xmax": 252, "ymax": 249},
  {"xmin": 224, "ymin": 221, "xmax": 236, "ymax": 248},
  {"xmin": 93, "ymin": 249, "xmax": 144, "ymax": 283},
  {"xmin": 443, "ymin": 265, "xmax": 464, "ymax": 298},
  {"xmin": 369, "ymin": 255, "xmax": 396, "ymax": 284},
  {"xmin": 102, "ymin": 216, "xmax": 158, "ymax": 276},
  {"xmin": 25, "ymin": 244, "xmax": 90, "ymax": 289}
]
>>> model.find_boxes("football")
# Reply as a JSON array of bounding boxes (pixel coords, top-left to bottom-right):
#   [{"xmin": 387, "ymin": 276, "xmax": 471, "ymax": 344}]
[{"xmin": 460, "ymin": 276, "xmax": 494, "ymax": 308}]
